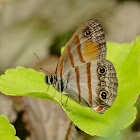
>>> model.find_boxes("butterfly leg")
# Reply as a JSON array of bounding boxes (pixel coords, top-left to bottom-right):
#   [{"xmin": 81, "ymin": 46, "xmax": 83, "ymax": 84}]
[
  {"xmin": 47, "ymin": 85, "xmax": 50, "ymax": 92},
  {"xmin": 61, "ymin": 92, "xmax": 63, "ymax": 105},
  {"xmin": 65, "ymin": 95, "xmax": 69, "ymax": 110},
  {"xmin": 52, "ymin": 83, "xmax": 58, "ymax": 98}
]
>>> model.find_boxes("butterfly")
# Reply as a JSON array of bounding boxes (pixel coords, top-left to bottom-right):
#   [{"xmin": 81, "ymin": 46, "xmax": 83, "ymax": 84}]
[{"xmin": 45, "ymin": 19, "xmax": 118, "ymax": 114}]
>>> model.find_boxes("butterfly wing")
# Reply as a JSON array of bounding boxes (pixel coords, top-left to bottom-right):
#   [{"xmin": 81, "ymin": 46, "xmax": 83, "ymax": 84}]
[
  {"xmin": 54, "ymin": 19, "xmax": 118, "ymax": 114},
  {"xmin": 62, "ymin": 60, "xmax": 118, "ymax": 114},
  {"xmin": 56, "ymin": 19, "xmax": 106, "ymax": 79}
]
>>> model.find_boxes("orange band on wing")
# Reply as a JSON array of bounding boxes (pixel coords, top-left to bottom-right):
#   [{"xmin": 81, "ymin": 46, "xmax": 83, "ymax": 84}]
[
  {"xmin": 82, "ymin": 42, "xmax": 99, "ymax": 60},
  {"xmin": 68, "ymin": 46, "xmax": 75, "ymax": 67},
  {"xmin": 87, "ymin": 62, "xmax": 92, "ymax": 105},
  {"xmin": 76, "ymin": 35, "xmax": 85, "ymax": 63},
  {"xmin": 75, "ymin": 66, "xmax": 81, "ymax": 102},
  {"xmin": 97, "ymin": 106, "xmax": 104, "ymax": 112},
  {"xmin": 55, "ymin": 45, "xmax": 67, "ymax": 76},
  {"xmin": 60, "ymin": 61, "xmax": 63, "ymax": 77}
]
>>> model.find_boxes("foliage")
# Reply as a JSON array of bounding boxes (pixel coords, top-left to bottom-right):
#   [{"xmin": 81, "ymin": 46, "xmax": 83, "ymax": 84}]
[{"xmin": 0, "ymin": 115, "xmax": 20, "ymax": 140}]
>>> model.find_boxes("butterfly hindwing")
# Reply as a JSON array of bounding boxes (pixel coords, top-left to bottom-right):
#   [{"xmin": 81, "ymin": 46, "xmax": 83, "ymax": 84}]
[{"xmin": 62, "ymin": 60, "xmax": 117, "ymax": 114}]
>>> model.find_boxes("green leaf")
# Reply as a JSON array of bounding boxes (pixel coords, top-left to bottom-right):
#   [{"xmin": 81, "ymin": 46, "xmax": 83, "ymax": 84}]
[
  {"xmin": 0, "ymin": 36, "xmax": 140, "ymax": 137},
  {"xmin": 0, "ymin": 115, "xmax": 20, "ymax": 140}
]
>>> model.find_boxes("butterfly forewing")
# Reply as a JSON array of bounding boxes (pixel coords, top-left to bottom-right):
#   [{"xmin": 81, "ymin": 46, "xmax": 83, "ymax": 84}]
[{"xmin": 56, "ymin": 19, "xmax": 106, "ymax": 79}]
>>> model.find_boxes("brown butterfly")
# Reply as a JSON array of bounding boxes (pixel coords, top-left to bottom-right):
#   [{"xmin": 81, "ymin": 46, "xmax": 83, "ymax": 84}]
[{"xmin": 45, "ymin": 19, "xmax": 118, "ymax": 114}]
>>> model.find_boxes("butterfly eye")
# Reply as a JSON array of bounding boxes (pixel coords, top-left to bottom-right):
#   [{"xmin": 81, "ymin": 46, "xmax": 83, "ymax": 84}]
[
  {"xmin": 84, "ymin": 29, "xmax": 92, "ymax": 36},
  {"xmin": 99, "ymin": 91, "xmax": 108, "ymax": 101},
  {"xmin": 98, "ymin": 66, "xmax": 107, "ymax": 74}
]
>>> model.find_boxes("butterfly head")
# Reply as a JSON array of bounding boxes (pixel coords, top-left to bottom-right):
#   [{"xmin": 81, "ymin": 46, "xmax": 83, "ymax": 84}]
[{"xmin": 45, "ymin": 74, "xmax": 57, "ymax": 85}]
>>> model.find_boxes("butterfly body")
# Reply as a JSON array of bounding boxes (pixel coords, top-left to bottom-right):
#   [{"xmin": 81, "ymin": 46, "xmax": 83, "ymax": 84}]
[{"xmin": 45, "ymin": 19, "xmax": 118, "ymax": 114}]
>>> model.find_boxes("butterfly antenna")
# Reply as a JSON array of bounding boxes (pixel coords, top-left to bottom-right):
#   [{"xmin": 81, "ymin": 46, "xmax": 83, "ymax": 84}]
[
  {"xmin": 34, "ymin": 53, "xmax": 42, "ymax": 63},
  {"xmin": 39, "ymin": 68, "xmax": 51, "ymax": 75},
  {"xmin": 34, "ymin": 53, "xmax": 51, "ymax": 76}
]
